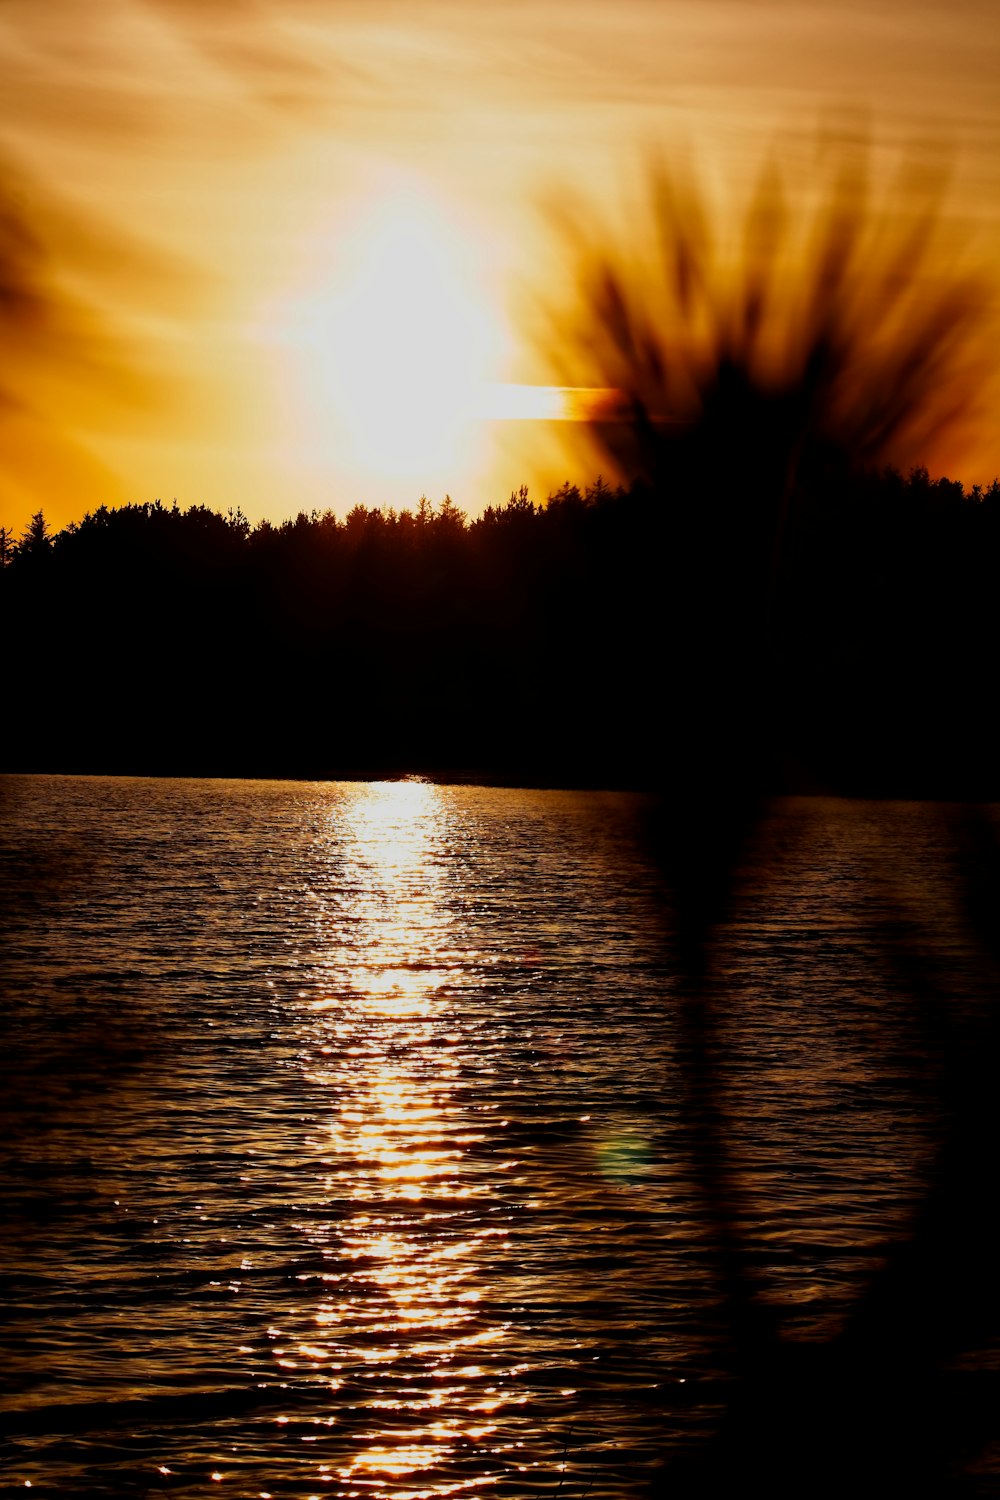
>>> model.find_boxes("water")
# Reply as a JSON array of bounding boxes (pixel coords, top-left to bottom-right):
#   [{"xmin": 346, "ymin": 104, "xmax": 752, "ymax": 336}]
[{"xmin": 0, "ymin": 776, "xmax": 989, "ymax": 1497}]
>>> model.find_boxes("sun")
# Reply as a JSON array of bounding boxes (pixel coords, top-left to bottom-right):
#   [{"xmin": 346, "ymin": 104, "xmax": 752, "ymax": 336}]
[
  {"xmin": 259, "ymin": 167, "xmax": 600, "ymax": 506},
  {"xmin": 274, "ymin": 175, "xmax": 507, "ymax": 492}
]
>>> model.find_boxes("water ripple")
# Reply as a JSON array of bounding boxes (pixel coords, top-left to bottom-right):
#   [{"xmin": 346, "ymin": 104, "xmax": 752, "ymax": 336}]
[{"xmin": 0, "ymin": 776, "xmax": 968, "ymax": 1495}]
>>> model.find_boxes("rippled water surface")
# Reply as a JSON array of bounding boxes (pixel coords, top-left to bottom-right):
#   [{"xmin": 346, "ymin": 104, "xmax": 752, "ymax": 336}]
[{"xmin": 0, "ymin": 776, "xmax": 986, "ymax": 1497}]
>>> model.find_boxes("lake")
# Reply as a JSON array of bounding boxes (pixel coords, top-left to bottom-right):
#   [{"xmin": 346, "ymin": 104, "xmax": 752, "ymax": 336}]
[{"xmin": 0, "ymin": 775, "xmax": 993, "ymax": 1497}]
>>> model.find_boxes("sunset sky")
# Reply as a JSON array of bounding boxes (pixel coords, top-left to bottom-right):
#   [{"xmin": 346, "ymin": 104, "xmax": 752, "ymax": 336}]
[{"xmin": 1, "ymin": 0, "xmax": 998, "ymax": 535}]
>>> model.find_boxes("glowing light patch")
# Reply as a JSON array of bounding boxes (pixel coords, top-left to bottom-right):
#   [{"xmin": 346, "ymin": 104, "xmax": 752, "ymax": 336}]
[
  {"xmin": 596, "ymin": 1130, "xmax": 652, "ymax": 1183},
  {"xmin": 276, "ymin": 180, "xmax": 501, "ymax": 487},
  {"xmin": 473, "ymin": 383, "xmax": 623, "ymax": 420}
]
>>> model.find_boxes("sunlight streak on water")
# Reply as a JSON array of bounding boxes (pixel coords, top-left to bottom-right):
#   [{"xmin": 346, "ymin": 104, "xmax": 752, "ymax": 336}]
[{"xmin": 298, "ymin": 780, "xmax": 505, "ymax": 1496}]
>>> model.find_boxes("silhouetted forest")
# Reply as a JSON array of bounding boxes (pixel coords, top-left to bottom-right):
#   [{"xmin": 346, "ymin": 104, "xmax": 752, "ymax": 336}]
[{"xmin": 3, "ymin": 464, "xmax": 1000, "ymax": 795}]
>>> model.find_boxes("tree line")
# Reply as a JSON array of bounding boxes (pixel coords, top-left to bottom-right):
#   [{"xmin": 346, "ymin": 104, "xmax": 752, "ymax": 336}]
[{"xmin": 3, "ymin": 466, "xmax": 1000, "ymax": 794}]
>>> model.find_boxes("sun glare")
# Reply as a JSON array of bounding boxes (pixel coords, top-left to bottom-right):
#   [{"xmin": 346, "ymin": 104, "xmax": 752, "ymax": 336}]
[
  {"xmin": 262, "ymin": 173, "xmax": 592, "ymax": 505},
  {"xmin": 274, "ymin": 178, "xmax": 509, "ymax": 491}
]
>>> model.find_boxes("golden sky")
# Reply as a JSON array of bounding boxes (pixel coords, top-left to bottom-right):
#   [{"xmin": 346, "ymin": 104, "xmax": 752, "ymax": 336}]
[{"xmin": 1, "ymin": 0, "xmax": 999, "ymax": 534}]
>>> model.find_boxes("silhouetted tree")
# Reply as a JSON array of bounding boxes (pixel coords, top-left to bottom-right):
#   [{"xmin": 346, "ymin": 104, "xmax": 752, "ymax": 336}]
[
  {"xmin": 541, "ymin": 138, "xmax": 1000, "ymax": 1498},
  {"xmin": 18, "ymin": 510, "xmax": 51, "ymax": 559}
]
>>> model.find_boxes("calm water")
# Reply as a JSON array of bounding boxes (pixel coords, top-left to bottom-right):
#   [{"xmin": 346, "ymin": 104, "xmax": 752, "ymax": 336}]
[{"xmin": 0, "ymin": 776, "xmax": 988, "ymax": 1497}]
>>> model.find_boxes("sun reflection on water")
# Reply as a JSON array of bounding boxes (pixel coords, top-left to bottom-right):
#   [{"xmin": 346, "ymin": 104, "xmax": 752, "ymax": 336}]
[{"xmin": 296, "ymin": 780, "xmax": 508, "ymax": 1497}]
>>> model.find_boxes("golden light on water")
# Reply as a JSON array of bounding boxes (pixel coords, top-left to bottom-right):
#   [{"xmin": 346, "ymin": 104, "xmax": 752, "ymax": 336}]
[
  {"xmin": 283, "ymin": 780, "xmax": 710, "ymax": 1494},
  {"xmin": 298, "ymin": 780, "xmax": 511, "ymax": 1496}
]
